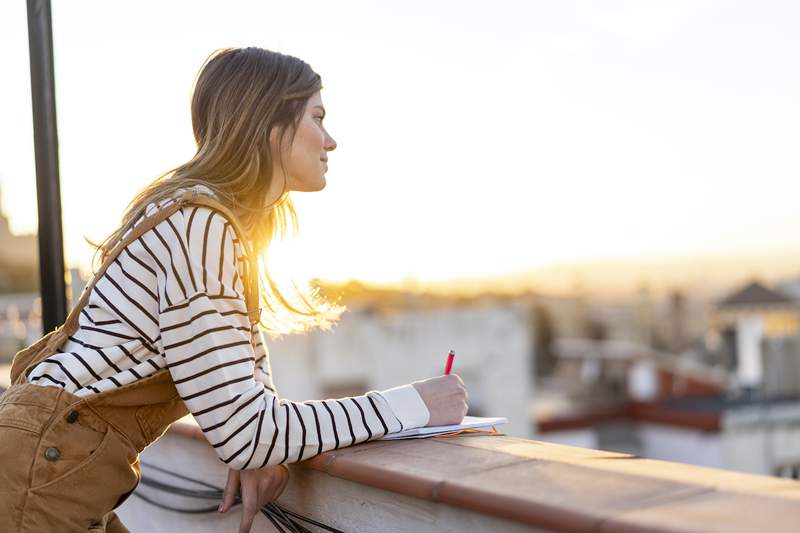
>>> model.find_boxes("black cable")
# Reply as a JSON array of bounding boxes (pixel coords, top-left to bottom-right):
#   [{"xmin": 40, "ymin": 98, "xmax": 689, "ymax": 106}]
[
  {"xmin": 262, "ymin": 502, "xmax": 302, "ymax": 533},
  {"xmin": 131, "ymin": 491, "xmax": 219, "ymax": 514},
  {"xmin": 140, "ymin": 460, "xmax": 222, "ymax": 491},
  {"xmin": 267, "ymin": 502, "xmax": 313, "ymax": 533},
  {"xmin": 270, "ymin": 503, "xmax": 344, "ymax": 532},
  {"xmin": 262, "ymin": 509, "xmax": 289, "ymax": 533},
  {"xmin": 135, "ymin": 460, "xmax": 344, "ymax": 532}
]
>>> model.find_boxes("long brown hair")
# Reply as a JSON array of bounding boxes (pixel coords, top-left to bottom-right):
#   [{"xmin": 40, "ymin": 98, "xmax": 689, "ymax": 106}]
[{"xmin": 86, "ymin": 47, "xmax": 344, "ymax": 338}]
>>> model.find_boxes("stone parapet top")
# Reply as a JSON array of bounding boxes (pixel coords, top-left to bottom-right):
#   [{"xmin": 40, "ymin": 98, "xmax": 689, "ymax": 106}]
[{"xmin": 167, "ymin": 418, "xmax": 800, "ymax": 532}]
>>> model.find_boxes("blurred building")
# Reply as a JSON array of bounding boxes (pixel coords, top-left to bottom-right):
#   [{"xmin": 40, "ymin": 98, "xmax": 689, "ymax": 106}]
[
  {"xmin": 535, "ymin": 279, "xmax": 800, "ymax": 479},
  {"xmin": 0, "ymin": 184, "xmax": 38, "ymax": 292},
  {"xmin": 267, "ymin": 297, "xmax": 536, "ymax": 439},
  {"xmin": 709, "ymin": 281, "xmax": 800, "ymax": 397}
]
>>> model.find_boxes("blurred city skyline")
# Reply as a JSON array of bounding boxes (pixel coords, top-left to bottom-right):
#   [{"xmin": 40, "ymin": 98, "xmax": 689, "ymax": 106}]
[{"xmin": 2, "ymin": 1, "xmax": 800, "ymax": 289}]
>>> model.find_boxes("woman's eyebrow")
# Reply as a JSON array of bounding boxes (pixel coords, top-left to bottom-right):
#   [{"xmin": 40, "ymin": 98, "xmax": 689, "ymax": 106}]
[{"xmin": 313, "ymin": 105, "xmax": 326, "ymax": 114}]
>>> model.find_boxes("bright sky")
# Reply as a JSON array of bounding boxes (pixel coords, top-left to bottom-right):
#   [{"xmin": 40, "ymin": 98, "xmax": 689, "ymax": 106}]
[{"xmin": 1, "ymin": 1, "xmax": 799, "ymax": 287}]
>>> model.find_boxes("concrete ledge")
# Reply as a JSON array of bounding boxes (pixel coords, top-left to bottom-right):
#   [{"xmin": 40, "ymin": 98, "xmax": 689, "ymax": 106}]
[{"xmin": 166, "ymin": 419, "xmax": 800, "ymax": 532}]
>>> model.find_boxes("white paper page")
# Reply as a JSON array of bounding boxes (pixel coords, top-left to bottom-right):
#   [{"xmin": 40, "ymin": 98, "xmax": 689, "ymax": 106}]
[{"xmin": 380, "ymin": 415, "xmax": 508, "ymax": 440}]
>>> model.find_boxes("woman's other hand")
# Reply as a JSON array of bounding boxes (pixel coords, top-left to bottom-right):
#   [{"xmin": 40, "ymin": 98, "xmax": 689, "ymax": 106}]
[
  {"xmin": 219, "ymin": 464, "xmax": 290, "ymax": 533},
  {"xmin": 412, "ymin": 373, "xmax": 469, "ymax": 426}
]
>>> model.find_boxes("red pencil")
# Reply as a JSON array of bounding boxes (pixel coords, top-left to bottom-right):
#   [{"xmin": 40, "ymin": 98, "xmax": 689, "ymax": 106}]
[{"xmin": 444, "ymin": 349, "xmax": 455, "ymax": 375}]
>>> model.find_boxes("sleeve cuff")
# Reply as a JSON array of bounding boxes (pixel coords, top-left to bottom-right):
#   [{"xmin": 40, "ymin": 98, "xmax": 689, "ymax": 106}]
[{"xmin": 378, "ymin": 383, "xmax": 430, "ymax": 429}]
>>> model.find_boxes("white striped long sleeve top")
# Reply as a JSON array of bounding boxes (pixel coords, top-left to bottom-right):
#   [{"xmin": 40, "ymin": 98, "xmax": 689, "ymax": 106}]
[{"xmin": 26, "ymin": 184, "xmax": 430, "ymax": 469}]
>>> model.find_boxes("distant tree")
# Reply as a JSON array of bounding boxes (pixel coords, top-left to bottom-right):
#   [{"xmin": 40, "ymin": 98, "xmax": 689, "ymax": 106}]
[{"xmin": 586, "ymin": 317, "xmax": 608, "ymax": 341}]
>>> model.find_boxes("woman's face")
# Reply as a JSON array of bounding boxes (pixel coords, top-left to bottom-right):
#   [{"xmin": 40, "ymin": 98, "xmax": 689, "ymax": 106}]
[{"xmin": 270, "ymin": 91, "xmax": 337, "ymax": 195}]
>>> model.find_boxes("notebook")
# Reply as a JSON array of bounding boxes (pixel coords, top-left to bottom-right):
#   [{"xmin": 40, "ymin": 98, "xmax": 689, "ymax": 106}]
[{"xmin": 380, "ymin": 415, "xmax": 508, "ymax": 440}]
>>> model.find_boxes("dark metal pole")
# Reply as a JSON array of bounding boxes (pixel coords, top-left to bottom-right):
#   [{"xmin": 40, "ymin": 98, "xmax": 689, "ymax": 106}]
[{"xmin": 26, "ymin": 0, "xmax": 67, "ymax": 333}]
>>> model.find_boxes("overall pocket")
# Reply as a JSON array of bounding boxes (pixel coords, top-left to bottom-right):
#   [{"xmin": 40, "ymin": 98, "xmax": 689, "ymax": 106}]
[
  {"xmin": 0, "ymin": 385, "xmax": 58, "ymax": 492},
  {"xmin": 0, "ymin": 413, "xmax": 44, "ymax": 530},
  {"xmin": 22, "ymin": 409, "xmax": 140, "ymax": 532}
]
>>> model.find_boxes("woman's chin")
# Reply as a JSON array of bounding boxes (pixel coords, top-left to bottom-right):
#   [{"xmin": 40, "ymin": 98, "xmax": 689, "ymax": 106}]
[
  {"xmin": 289, "ymin": 173, "xmax": 327, "ymax": 192},
  {"xmin": 295, "ymin": 178, "xmax": 326, "ymax": 192}
]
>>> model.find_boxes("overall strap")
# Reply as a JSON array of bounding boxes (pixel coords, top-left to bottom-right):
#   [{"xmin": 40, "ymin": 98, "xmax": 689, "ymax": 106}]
[{"xmin": 13, "ymin": 189, "xmax": 261, "ymax": 384}]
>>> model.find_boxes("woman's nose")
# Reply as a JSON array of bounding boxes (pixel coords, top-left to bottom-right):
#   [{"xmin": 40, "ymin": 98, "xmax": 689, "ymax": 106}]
[{"xmin": 324, "ymin": 133, "xmax": 337, "ymax": 152}]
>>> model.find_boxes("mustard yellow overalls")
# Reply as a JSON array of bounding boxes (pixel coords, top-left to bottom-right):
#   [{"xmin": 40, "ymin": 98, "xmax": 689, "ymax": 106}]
[{"xmin": 0, "ymin": 190, "xmax": 260, "ymax": 532}]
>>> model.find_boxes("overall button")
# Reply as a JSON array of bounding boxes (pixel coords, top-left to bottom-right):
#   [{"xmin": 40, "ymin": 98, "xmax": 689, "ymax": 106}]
[
  {"xmin": 66, "ymin": 410, "xmax": 79, "ymax": 423},
  {"xmin": 44, "ymin": 447, "xmax": 60, "ymax": 462}
]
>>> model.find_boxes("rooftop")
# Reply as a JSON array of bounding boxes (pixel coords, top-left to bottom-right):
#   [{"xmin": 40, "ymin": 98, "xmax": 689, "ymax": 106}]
[{"xmin": 717, "ymin": 281, "xmax": 795, "ymax": 308}]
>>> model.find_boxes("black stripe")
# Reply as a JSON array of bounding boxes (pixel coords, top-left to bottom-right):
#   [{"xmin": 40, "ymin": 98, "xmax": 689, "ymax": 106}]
[
  {"xmin": 201, "ymin": 392, "xmax": 262, "ymax": 433},
  {"xmin": 68, "ymin": 351, "xmax": 103, "ymax": 381},
  {"xmin": 350, "ymin": 398, "xmax": 372, "ymax": 441},
  {"xmin": 124, "ymin": 246, "xmax": 156, "ymax": 277},
  {"xmin": 186, "ymin": 206, "xmax": 199, "ymax": 246},
  {"xmin": 81, "ymin": 308, "xmax": 122, "ymax": 327},
  {"xmin": 162, "ymin": 324, "xmax": 251, "ymax": 351},
  {"xmin": 166, "ymin": 339, "xmax": 252, "ymax": 368},
  {"xmin": 222, "ymin": 440, "xmax": 250, "ymax": 465},
  {"xmin": 219, "ymin": 222, "xmax": 227, "ymax": 296},
  {"xmin": 160, "ymin": 292, "xmax": 207, "ymax": 312},
  {"xmin": 280, "ymin": 403, "xmax": 290, "ymax": 464},
  {"xmin": 232, "ymin": 269, "xmax": 243, "ymax": 298},
  {"xmin": 166, "ymin": 215, "xmax": 198, "ymax": 293},
  {"xmin": 80, "ymin": 309, "xmax": 95, "ymax": 325},
  {"xmin": 81, "ymin": 325, "xmax": 137, "ymax": 341},
  {"xmin": 162, "ymin": 307, "xmax": 248, "ymax": 333},
  {"xmin": 193, "ymin": 392, "xmax": 242, "ymax": 417},
  {"xmin": 93, "ymin": 286, "xmax": 158, "ymax": 350},
  {"xmin": 366, "ymin": 394, "xmax": 390, "ymax": 434},
  {"xmin": 321, "ymin": 402, "xmax": 340, "ymax": 450},
  {"xmin": 309, "ymin": 403, "xmax": 323, "ymax": 455},
  {"xmin": 31, "ymin": 373, "xmax": 66, "ymax": 387},
  {"xmin": 180, "ymin": 375, "xmax": 252, "ymax": 401},
  {"xmin": 172, "ymin": 357, "xmax": 254, "ymax": 385},
  {"xmin": 260, "ymin": 396, "xmax": 281, "ymax": 467},
  {"xmin": 117, "ymin": 343, "xmax": 143, "ymax": 365},
  {"xmin": 291, "ymin": 403, "xmax": 307, "ymax": 462},
  {"xmin": 242, "ymin": 407, "xmax": 266, "ymax": 470},
  {"xmin": 219, "ymin": 222, "xmax": 237, "ymax": 297},
  {"xmin": 113, "ymin": 257, "xmax": 159, "ymax": 302},
  {"xmin": 201, "ymin": 213, "xmax": 214, "ymax": 291},
  {"xmin": 152, "ymin": 224, "xmax": 189, "ymax": 300},
  {"xmin": 335, "ymin": 400, "xmax": 356, "ymax": 446},
  {"xmin": 79, "ymin": 324, "xmax": 158, "ymax": 357},
  {"xmin": 137, "ymin": 236, "xmax": 172, "ymax": 307},
  {"xmin": 160, "ymin": 292, "xmax": 246, "ymax": 314},
  {"xmin": 37, "ymin": 358, "xmax": 81, "ymax": 389},
  {"xmin": 102, "ymin": 272, "xmax": 159, "ymax": 326},
  {"xmin": 208, "ymin": 294, "xmax": 245, "ymax": 302},
  {"xmin": 67, "ymin": 336, "xmax": 123, "ymax": 373},
  {"xmin": 211, "ymin": 412, "xmax": 258, "ymax": 449}
]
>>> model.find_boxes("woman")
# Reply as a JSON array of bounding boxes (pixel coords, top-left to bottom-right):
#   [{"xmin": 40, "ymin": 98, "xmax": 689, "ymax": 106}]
[{"xmin": 0, "ymin": 47, "xmax": 468, "ymax": 533}]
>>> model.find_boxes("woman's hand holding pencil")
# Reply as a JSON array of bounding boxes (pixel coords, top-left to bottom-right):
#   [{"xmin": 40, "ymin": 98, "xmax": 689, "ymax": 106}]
[{"xmin": 411, "ymin": 350, "xmax": 469, "ymax": 427}]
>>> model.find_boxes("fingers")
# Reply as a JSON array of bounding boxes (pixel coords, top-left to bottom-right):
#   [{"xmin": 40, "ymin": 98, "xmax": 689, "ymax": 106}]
[
  {"xmin": 238, "ymin": 472, "xmax": 260, "ymax": 533},
  {"xmin": 219, "ymin": 468, "xmax": 240, "ymax": 513}
]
